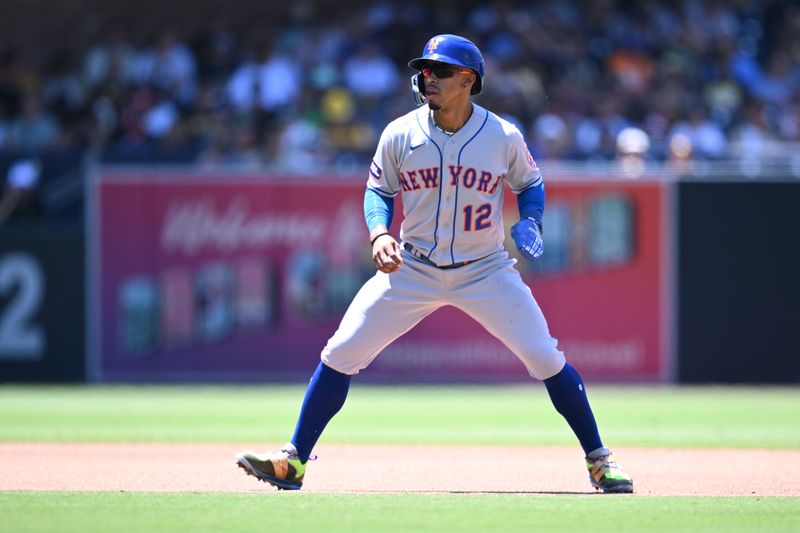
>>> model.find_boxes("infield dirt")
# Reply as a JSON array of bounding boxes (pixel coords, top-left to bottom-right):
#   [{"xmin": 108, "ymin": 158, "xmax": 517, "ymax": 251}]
[{"xmin": 2, "ymin": 443, "xmax": 798, "ymax": 496}]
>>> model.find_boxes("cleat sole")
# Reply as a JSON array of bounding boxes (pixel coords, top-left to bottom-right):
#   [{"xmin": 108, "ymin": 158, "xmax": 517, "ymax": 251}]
[
  {"xmin": 590, "ymin": 478, "xmax": 634, "ymax": 494},
  {"xmin": 235, "ymin": 455, "xmax": 303, "ymax": 491}
]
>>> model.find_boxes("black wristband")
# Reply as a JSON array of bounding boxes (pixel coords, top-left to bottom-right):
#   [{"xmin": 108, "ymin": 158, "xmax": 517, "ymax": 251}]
[{"xmin": 370, "ymin": 232, "xmax": 391, "ymax": 246}]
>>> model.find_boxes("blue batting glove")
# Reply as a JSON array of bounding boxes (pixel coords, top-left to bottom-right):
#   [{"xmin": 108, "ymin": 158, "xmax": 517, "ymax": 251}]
[{"xmin": 510, "ymin": 217, "xmax": 543, "ymax": 260}]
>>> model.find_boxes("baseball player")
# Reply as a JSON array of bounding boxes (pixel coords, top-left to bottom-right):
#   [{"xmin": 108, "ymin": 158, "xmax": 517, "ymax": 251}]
[{"xmin": 236, "ymin": 34, "xmax": 633, "ymax": 494}]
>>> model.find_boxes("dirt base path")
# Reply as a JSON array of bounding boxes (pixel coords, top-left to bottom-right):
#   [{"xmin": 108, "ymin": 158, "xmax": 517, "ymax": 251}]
[{"xmin": 2, "ymin": 443, "xmax": 798, "ymax": 496}]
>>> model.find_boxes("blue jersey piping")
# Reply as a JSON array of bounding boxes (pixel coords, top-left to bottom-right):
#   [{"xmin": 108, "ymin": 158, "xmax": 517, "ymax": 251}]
[
  {"xmin": 415, "ymin": 111, "xmax": 442, "ymax": 257},
  {"xmin": 450, "ymin": 108, "xmax": 489, "ymax": 263}
]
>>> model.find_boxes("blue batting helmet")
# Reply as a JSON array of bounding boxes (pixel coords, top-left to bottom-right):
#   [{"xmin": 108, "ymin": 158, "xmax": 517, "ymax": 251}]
[{"xmin": 408, "ymin": 34, "xmax": 485, "ymax": 104}]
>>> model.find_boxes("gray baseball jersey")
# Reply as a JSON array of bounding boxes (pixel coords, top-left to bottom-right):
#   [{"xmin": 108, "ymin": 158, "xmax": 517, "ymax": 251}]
[
  {"xmin": 321, "ymin": 103, "xmax": 564, "ymax": 379},
  {"xmin": 367, "ymin": 103, "xmax": 542, "ymax": 266}
]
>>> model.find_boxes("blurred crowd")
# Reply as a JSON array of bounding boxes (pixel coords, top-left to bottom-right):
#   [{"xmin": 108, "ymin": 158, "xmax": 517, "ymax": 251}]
[{"xmin": 0, "ymin": 0, "xmax": 799, "ymax": 175}]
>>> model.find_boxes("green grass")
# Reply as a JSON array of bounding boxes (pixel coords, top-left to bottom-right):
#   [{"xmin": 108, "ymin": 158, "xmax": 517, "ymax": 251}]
[
  {"xmin": 2, "ymin": 386, "xmax": 798, "ymax": 532},
  {"xmin": 2, "ymin": 492, "xmax": 799, "ymax": 533},
  {"xmin": 0, "ymin": 385, "xmax": 798, "ymax": 448}
]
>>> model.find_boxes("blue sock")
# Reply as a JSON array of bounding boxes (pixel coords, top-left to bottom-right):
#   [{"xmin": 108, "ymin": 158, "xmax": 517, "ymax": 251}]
[
  {"xmin": 291, "ymin": 362, "xmax": 351, "ymax": 463},
  {"xmin": 543, "ymin": 363, "xmax": 603, "ymax": 456}
]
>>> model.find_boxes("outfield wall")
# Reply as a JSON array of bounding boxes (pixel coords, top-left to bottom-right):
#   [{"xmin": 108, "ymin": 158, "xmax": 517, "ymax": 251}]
[
  {"xmin": 86, "ymin": 169, "xmax": 669, "ymax": 382},
  {"xmin": 3, "ymin": 167, "xmax": 798, "ymax": 383},
  {"xmin": 676, "ymin": 181, "xmax": 800, "ymax": 383},
  {"xmin": 0, "ymin": 225, "xmax": 85, "ymax": 381}
]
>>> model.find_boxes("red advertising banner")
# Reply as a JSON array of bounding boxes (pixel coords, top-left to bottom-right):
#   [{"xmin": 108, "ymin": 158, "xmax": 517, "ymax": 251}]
[{"xmin": 91, "ymin": 170, "xmax": 669, "ymax": 382}]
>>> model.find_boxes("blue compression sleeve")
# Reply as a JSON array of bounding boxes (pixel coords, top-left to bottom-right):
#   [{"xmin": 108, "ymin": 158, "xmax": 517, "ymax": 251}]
[
  {"xmin": 364, "ymin": 188, "xmax": 394, "ymax": 231},
  {"xmin": 291, "ymin": 362, "xmax": 351, "ymax": 463},
  {"xmin": 517, "ymin": 183, "xmax": 545, "ymax": 222},
  {"xmin": 544, "ymin": 363, "xmax": 604, "ymax": 455}
]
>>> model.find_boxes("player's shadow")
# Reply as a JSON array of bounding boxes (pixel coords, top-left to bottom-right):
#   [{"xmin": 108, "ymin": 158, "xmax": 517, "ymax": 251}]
[
  {"xmin": 446, "ymin": 490, "xmax": 597, "ymax": 495},
  {"xmin": 331, "ymin": 490, "xmax": 600, "ymax": 495},
  {"xmin": 440, "ymin": 490, "xmax": 616, "ymax": 496}
]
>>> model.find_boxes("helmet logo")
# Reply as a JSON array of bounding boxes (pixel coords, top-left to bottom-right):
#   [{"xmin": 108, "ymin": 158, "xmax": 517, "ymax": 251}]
[{"xmin": 427, "ymin": 36, "xmax": 444, "ymax": 54}]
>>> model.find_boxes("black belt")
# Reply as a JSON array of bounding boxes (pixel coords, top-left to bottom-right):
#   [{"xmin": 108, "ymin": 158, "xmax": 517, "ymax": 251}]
[{"xmin": 403, "ymin": 243, "xmax": 476, "ymax": 269}]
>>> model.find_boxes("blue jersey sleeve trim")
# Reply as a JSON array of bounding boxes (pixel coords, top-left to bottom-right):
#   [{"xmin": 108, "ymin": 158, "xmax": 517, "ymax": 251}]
[
  {"xmin": 364, "ymin": 187, "xmax": 394, "ymax": 231},
  {"xmin": 366, "ymin": 184, "xmax": 396, "ymax": 198},
  {"xmin": 517, "ymin": 182, "xmax": 545, "ymax": 222},
  {"xmin": 512, "ymin": 171, "xmax": 543, "ymax": 193},
  {"xmin": 516, "ymin": 175, "xmax": 543, "ymax": 193}
]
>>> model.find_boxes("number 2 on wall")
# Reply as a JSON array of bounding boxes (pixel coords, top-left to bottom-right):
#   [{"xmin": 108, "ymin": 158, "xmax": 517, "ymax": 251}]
[
  {"xmin": 462, "ymin": 203, "xmax": 492, "ymax": 231},
  {"xmin": 0, "ymin": 253, "xmax": 45, "ymax": 360}
]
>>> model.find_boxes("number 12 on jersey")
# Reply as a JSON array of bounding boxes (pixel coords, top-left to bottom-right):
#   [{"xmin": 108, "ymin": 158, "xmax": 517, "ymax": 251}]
[{"xmin": 462, "ymin": 203, "xmax": 492, "ymax": 231}]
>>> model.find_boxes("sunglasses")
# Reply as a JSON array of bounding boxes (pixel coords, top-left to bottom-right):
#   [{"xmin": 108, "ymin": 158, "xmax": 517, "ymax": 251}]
[{"xmin": 421, "ymin": 65, "xmax": 472, "ymax": 79}]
